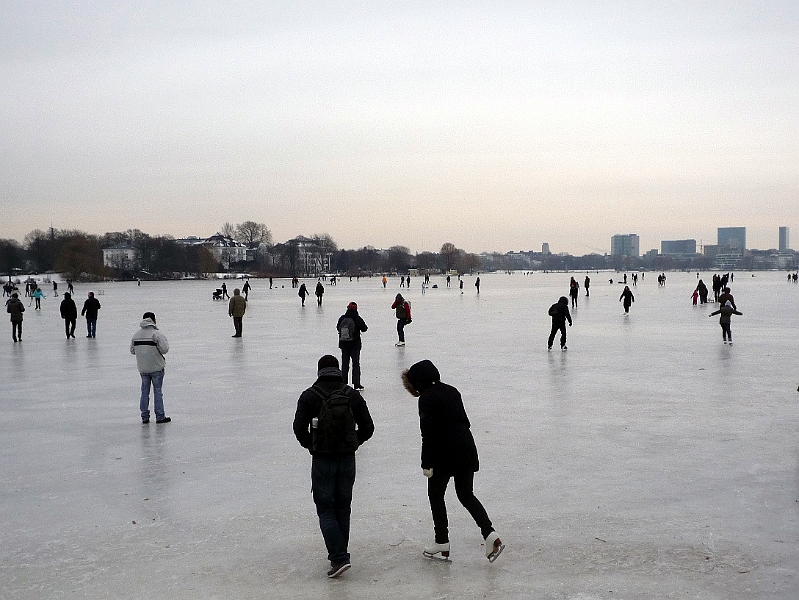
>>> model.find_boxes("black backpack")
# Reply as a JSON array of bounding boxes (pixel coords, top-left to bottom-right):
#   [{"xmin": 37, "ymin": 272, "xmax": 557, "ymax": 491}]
[
  {"xmin": 310, "ymin": 384, "xmax": 360, "ymax": 454},
  {"xmin": 548, "ymin": 303, "xmax": 559, "ymax": 317},
  {"xmin": 338, "ymin": 317, "xmax": 356, "ymax": 342}
]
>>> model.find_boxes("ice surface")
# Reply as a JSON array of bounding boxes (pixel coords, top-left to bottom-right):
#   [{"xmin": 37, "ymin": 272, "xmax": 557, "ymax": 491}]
[{"xmin": 1, "ymin": 272, "xmax": 798, "ymax": 599}]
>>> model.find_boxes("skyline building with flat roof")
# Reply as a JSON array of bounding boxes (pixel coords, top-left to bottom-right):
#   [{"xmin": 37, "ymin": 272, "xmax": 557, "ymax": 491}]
[
  {"xmin": 611, "ymin": 234, "xmax": 640, "ymax": 257},
  {"xmin": 661, "ymin": 239, "xmax": 697, "ymax": 256},
  {"xmin": 779, "ymin": 227, "xmax": 790, "ymax": 251},
  {"xmin": 718, "ymin": 227, "xmax": 746, "ymax": 251}
]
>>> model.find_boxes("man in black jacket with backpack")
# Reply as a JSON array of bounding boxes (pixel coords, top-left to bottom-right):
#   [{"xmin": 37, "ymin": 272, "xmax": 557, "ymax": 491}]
[
  {"xmin": 336, "ymin": 301, "xmax": 368, "ymax": 391},
  {"xmin": 293, "ymin": 355, "xmax": 375, "ymax": 579}
]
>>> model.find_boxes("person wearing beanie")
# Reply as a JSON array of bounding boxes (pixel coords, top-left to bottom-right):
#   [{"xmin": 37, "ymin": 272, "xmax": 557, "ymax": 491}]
[
  {"xmin": 59, "ymin": 292, "xmax": 78, "ymax": 339},
  {"xmin": 547, "ymin": 295, "xmax": 572, "ymax": 351},
  {"xmin": 130, "ymin": 312, "xmax": 171, "ymax": 423},
  {"xmin": 293, "ymin": 355, "xmax": 374, "ymax": 579},
  {"xmin": 228, "ymin": 288, "xmax": 247, "ymax": 337},
  {"xmin": 336, "ymin": 302, "xmax": 368, "ymax": 391},
  {"xmin": 402, "ymin": 360, "xmax": 504, "ymax": 563}
]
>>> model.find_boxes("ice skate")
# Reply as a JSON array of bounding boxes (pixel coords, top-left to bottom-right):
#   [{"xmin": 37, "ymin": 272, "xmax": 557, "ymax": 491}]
[
  {"xmin": 423, "ymin": 542, "xmax": 450, "ymax": 561},
  {"xmin": 395, "ymin": 341, "xmax": 405, "ymax": 346},
  {"xmin": 485, "ymin": 532, "xmax": 504, "ymax": 562}
]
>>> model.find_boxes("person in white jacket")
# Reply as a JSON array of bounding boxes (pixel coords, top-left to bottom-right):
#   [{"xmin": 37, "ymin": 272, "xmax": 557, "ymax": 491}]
[{"xmin": 131, "ymin": 312, "xmax": 171, "ymax": 424}]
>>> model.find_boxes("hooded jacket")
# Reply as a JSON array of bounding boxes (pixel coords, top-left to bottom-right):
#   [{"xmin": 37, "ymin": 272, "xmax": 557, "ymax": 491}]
[
  {"xmin": 548, "ymin": 296, "xmax": 572, "ymax": 326},
  {"xmin": 405, "ymin": 360, "xmax": 479, "ymax": 473},
  {"xmin": 293, "ymin": 367, "xmax": 374, "ymax": 455},
  {"xmin": 130, "ymin": 317, "xmax": 169, "ymax": 373}
]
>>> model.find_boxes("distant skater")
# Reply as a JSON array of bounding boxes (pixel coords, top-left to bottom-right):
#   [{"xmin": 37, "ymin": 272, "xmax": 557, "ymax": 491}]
[
  {"xmin": 81, "ymin": 291, "xmax": 101, "ymax": 338},
  {"xmin": 401, "ymin": 360, "xmax": 504, "ymax": 563},
  {"xmin": 619, "ymin": 286, "xmax": 635, "ymax": 314},
  {"xmin": 221, "ymin": 282, "xmax": 229, "ymax": 299},
  {"xmin": 7, "ymin": 292, "xmax": 24, "ymax": 342},
  {"xmin": 459, "ymin": 279, "xmax": 463, "ymax": 294},
  {"xmin": 446, "ymin": 275, "xmax": 451, "ymax": 288},
  {"xmin": 131, "ymin": 312, "xmax": 170, "ymax": 424},
  {"xmin": 315, "ymin": 281, "xmax": 325, "ymax": 306},
  {"xmin": 382, "ymin": 276, "xmax": 387, "ymax": 288},
  {"xmin": 60, "ymin": 292, "xmax": 77, "ymax": 338},
  {"xmin": 52, "ymin": 281, "xmax": 58, "ymax": 297},
  {"xmin": 298, "ymin": 283, "xmax": 308, "ymax": 306},
  {"xmin": 67, "ymin": 279, "xmax": 74, "ymax": 294},
  {"xmin": 709, "ymin": 301, "xmax": 743, "ymax": 344},
  {"xmin": 391, "ymin": 293, "xmax": 411, "ymax": 346},
  {"xmin": 32, "ymin": 287, "xmax": 45, "ymax": 309},
  {"xmin": 569, "ymin": 277, "xmax": 579, "ymax": 308},
  {"xmin": 228, "ymin": 288, "xmax": 247, "ymax": 337},
  {"xmin": 691, "ymin": 289, "xmax": 699, "ymax": 305},
  {"xmin": 547, "ymin": 296, "xmax": 572, "ymax": 351},
  {"xmin": 584, "ymin": 275, "xmax": 590, "ymax": 297},
  {"xmin": 696, "ymin": 279, "xmax": 709, "ymax": 304},
  {"xmin": 475, "ymin": 277, "xmax": 480, "ymax": 293},
  {"xmin": 242, "ymin": 279, "xmax": 251, "ymax": 300}
]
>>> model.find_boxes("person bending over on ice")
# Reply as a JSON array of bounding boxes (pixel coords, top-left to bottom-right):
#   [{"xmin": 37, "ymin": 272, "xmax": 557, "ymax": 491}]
[
  {"xmin": 547, "ymin": 296, "xmax": 572, "ymax": 351},
  {"xmin": 402, "ymin": 360, "xmax": 504, "ymax": 563}
]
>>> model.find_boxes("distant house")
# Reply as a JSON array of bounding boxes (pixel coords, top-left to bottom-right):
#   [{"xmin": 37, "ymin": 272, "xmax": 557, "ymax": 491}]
[
  {"xmin": 102, "ymin": 242, "xmax": 140, "ymax": 269},
  {"xmin": 175, "ymin": 233, "xmax": 250, "ymax": 269}
]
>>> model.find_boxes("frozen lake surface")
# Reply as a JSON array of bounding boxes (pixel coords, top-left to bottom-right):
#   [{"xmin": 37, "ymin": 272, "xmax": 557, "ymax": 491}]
[{"xmin": 2, "ymin": 271, "xmax": 798, "ymax": 599}]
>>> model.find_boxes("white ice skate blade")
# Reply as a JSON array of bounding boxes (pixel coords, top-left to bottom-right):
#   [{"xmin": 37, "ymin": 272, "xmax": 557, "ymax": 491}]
[
  {"xmin": 487, "ymin": 542, "xmax": 505, "ymax": 563},
  {"xmin": 423, "ymin": 551, "xmax": 451, "ymax": 562}
]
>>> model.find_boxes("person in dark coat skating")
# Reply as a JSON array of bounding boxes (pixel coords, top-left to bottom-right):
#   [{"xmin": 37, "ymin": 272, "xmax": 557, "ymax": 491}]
[
  {"xmin": 402, "ymin": 360, "xmax": 504, "ymax": 563},
  {"xmin": 547, "ymin": 296, "xmax": 572, "ymax": 351},
  {"xmin": 619, "ymin": 285, "xmax": 635, "ymax": 314}
]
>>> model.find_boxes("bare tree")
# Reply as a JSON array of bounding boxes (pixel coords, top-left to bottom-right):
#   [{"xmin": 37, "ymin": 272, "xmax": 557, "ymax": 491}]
[
  {"xmin": 220, "ymin": 222, "xmax": 236, "ymax": 238},
  {"xmin": 235, "ymin": 221, "xmax": 273, "ymax": 248},
  {"xmin": 440, "ymin": 242, "xmax": 459, "ymax": 271}
]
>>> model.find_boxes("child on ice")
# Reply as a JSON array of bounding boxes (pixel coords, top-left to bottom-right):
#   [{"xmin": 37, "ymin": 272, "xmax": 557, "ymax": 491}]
[{"xmin": 709, "ymin": 301, "xmax": 743, "ymax": 344}]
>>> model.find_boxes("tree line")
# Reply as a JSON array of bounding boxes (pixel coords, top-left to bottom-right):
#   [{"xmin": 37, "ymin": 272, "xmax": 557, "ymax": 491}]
[{"xmin": 3, "ymin": 221, "xmax": 762, "ymax": 282}]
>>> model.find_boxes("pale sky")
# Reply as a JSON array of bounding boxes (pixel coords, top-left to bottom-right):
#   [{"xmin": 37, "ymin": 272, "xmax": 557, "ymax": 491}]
[{"xmin": 2, "ymin": 1, "xmax": 797, "ymax": 254}]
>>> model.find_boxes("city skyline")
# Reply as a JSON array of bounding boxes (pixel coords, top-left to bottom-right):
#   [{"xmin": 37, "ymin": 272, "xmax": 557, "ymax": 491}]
[{"xmin": 3, "ymin": 2, "xmax": 798, "ymax": 254}]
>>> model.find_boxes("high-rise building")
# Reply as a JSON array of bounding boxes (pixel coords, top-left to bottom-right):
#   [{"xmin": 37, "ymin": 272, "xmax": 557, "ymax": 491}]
[
  {"xmin": 542, "ymin": 243, "xmax": 550, "ymax": 255},
  {"xmin": 610, "ymin": 234, "xmax": 640, "ymax": 257},
  {"xmin": 717, "ymin": 227, "xmax": 746, "ymax": 251},
  {"xmin": 661, "ymin": 239, "xmax": 697, "ymax": 255},
  {"xmin": 779, "ymin": 227, "xmax": 790, "ymax": 251}
]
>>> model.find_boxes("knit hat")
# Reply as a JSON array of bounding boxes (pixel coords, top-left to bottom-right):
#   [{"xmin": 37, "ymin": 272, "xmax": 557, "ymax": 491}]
[{"xmin": 347, "ymin": 301, "xmax": 358, "ymax": 310}]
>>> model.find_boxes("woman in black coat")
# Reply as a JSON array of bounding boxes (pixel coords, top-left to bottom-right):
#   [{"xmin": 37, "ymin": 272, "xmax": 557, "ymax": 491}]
[{"xmin": 402, "ymin": 360, "xmax": 504, "ymax": 562}]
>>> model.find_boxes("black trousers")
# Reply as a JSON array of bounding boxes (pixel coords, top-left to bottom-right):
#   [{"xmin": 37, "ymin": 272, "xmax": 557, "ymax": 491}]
[
  {"xmin": 428, "ymin": 470, "xmax": 493, "ymax": 544},
  {"xmin": 548, "ymin": 322, "xmax": 567, "ymax": 348}
]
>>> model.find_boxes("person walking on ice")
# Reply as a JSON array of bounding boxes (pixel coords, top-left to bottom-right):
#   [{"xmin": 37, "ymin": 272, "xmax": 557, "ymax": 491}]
[
  {"xmin": 131, "ymin": 312, "xmax": 170, "ymax": 424},
  {"xmin": 401, "ymin": 360, "xmax": 504, "ymax": 563},
  {"xmin": 547, "ymin": 296, "xmax": 572, "ymax": 351},
  {"xmin": 619, "ymin": 285, "xmax": 635, "ymax": 314},
  {"xmin": 337, "ymin": 302, "xmax": 368, "ymax": 391},
  {"xmin": 709, "ymin": 301, "xmax": 742, "ymax": 344},
  {"xmin": 292, "ymin": 355, "xmax": 374, "ymax": 579},
  {"xmin": 228, "ymin": 288, "xmax": 247, "ymax": 337}
]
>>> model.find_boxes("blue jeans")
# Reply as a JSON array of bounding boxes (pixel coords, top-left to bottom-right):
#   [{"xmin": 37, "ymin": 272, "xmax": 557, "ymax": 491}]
[
  {"xmin": 311, "ymin": 454, "xmax": 356, "ymax": 564},
  {"xmin": 140, "ymin": 370, "xmax": 165, "ymax": 420},
  {"xmin": 86, "ymin": 319, "xmax": 97, "ymax": 337}
]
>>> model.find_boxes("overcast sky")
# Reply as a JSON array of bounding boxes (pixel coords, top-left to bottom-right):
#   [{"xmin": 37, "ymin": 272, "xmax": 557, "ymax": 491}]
[{"xmin": 2, "ymin": 1, "xmax": 797, "ymax": 254}]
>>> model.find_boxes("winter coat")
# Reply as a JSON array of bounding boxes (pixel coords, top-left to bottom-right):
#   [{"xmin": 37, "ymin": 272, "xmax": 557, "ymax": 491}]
[
  {"xmin": 81, "ymin": 297, "xmax": 101, "ymax": 320},
  {"xmin": 717, "ymin": 292, "xmax": 736, "ymax": 310},
  {"xmin": 405, "ymin": 360, "xmax": 479, "ymax": 474},
  {"xmin": 6, "ymin": 297, "xmax": 24, "ymax": 323},
  {"xmin": 59, "ymin": 296, "xmax": 78, "ymax": 320},
  {"xmin": 548, "ymin": 297, "xmax": 572, "ymax": 326},
  {"xmin": 130, "ymin": 317, "xmax": 169, "ymax": 373},
  {"xmin": 228, "ymin": 293, "xmax": 247, "ymax": 317},
  {"xmin": 337, "ymin": 309, "xmax": 368, "ymax": 350},
  {"xmin": 709, "ymin": 305, "xmax": 742, "ymax": 324},
  {"xmin": 315, "ymin": 282, "xmax": 324, "ymax": 297},
  {"xmin": 619, "ymin": 288, "xmax": 635, "ymax": 307},
  {"xmin": 292, "ymin": 368, "xmax": 374, "ymax": 456}
]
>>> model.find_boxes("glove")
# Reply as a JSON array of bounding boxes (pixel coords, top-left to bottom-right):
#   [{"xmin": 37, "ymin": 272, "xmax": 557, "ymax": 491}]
[{"xmin": 423, "ymin": 468, "xmax": 433, "ymax": 478}]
